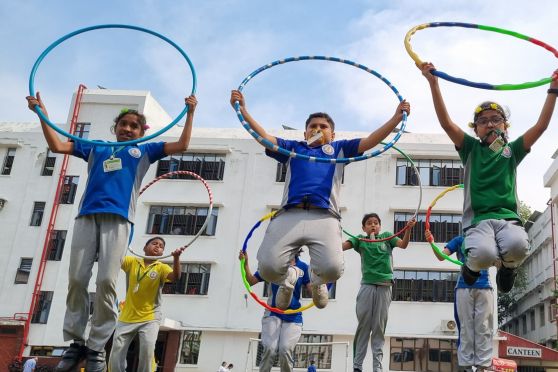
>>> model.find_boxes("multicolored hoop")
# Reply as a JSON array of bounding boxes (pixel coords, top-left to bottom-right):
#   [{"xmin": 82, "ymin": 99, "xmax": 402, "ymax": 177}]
[
  {"xmin": 29, "ymin": 24, "xmax": 197, "ymax": 146},
  {"xmin": 425, "ymin": 184, "xmax": 464, "ymax": 266},
  {"xmin": 405, "ymin": 22, "xmax": 558, "ymax": 90},
  {"xmin": 342, "ymin": 142, "xmax": 422, "ymax": 243},
  {"xmin": 234, "ymin": 56, "xmax": 408, "ymax": 163},
  {"xmin": 128, "ymin": 171, "xmax": 213, "ymax": 259},
  {"xmin": 241, "ymin": 211, "xmax": 318, "ymax": 314}
]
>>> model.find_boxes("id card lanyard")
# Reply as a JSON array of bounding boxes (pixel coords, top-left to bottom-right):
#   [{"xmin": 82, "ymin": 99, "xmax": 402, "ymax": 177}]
[
  {"xmin": 133, "ymin": 263, "xmax": 155, "ymax": 293},
  {"xmin": 103, "ymin": 146, "xmax": 125, "ymax": 173}
]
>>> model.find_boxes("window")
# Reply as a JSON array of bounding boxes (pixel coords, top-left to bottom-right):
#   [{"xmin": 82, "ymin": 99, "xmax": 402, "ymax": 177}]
[
  {"xmin": 396, "ymin": 158, "xmax": 463, "ymax": 187},
  {"xmin": 1, "ymin": 147, "xmax": 16, "ymax": 175},
  {"xmin": 256, "ymin": 334, "xmax": 333, "ymax": 369},
  {"xmin": 147, "ymin": 206, "xmax": 218, "ymax": 236},
  {"xmin": 393, "ymin": 270, "xmax": 459, "ymax": 302},
  {"xmin": 522, "ymin": 314, "xmax": 527, "ymax": 334},
  {"xmin": 14, "ymin": 258, "xmax": 33, "ymax": 284},
  {"xmin": 390, "ymin": 337, "xmax": 458, "ymax": 371},
  {"xmin": 30, "ymin": 202, "xmax": 46, "ymax": 226},
  {"xmin": 30, "ymin": 346, "xmax": 67, "ymax": 357},
  {"xmin": 47, "ymin": 230, "xmax": 67, "ymax": 261},
  {"xmin": 157, "ymin": 153, "xmax": 226, "ymax": 180},
  {"xmin": 41, "ymin": 149, "xmax": 56, "ymax": 176},
  {"xmin": 179, "ymin": 330, "xmax": 201, "ymax": 364},
  {"xmin": 540, "ymin": 305, "xmax": 545, "ymax": 327},
  {"xmin": 394, "ymin": 212, "xmax": 462, "ymax": 243},
  {"xmin": 530, "ymin": 310, "xmax": 536, "ymax": 331},
  {"xmin": 59, "ymin": 176, "xmax": 79, "ymax": 204},
  {"xmin": 31, "ymin": 291, "xmax": 53, "ymax": 324},
  {"xmin": 74, "ymin": 122, "xmax": 91, "ymax": 139},
  {"xmin": 163, "ymin": 263, "xmax": 211, "ymax": 295}
]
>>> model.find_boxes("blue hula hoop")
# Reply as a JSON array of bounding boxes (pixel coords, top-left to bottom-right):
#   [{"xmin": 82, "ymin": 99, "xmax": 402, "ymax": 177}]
[
  {"xmin": 29, "ymin": 24, "xmax": 197, "ymax": 146},
  {"xmin": 234, "ymin": 56, "xmax": 408, "ymax": 164}
]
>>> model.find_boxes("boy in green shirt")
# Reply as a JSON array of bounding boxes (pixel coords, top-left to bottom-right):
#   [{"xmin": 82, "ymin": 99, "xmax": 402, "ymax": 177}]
[
  {"xmin": 419, "ymin": 62, "xmax": 558, "ymax": 293},
  {"xmin": 343, "ymin": 213, "xmax": 415, "ymax": 372}
]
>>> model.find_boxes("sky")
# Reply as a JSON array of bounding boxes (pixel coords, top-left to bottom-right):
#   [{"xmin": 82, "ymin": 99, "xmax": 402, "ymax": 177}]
[{"xmin": 1, "ymin": 0, "xmax": 558, "ymax": 212}]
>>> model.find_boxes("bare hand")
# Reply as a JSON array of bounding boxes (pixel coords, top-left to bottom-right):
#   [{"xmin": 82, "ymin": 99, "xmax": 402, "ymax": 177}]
[
  {"xmin": 238, "ymin": 250, "xmax": 247, "ymax": 261},
  {"xmin": 425, "ymin": 229, "xmax": 433, "ymax": 242},
  {"xmin": 26, "ymin": 91, "xmax": 47, "ymax": 115},
  {"xmin": 185, "ymin": 95, "xmax": 197, "ymax": 113},
  {"xmin": 419, "ymin": 62, "xmax": 437, "ymax": 84},
  {"xmin": 550, "ymin": 69, "xmax": 558, "ymax": 89},
  {"xmin": 406, "ymin": 218, "xmax": 417, "ymax": 228},
  {"xmin": 171, "ymin": 248, "xmax": 184, "ymax": 258},
  {"xmin": 230, "ymin": 90, "xmax": 245, "ymax": 110}
]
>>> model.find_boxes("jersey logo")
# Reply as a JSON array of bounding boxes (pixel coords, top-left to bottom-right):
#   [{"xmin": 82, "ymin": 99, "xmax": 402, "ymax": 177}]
[
  {"xmin": 149, "ymin": 271, "xmax": 158, "ymax": 280},
  {"xmin": 501, "ymin": 146, "xmax": 512, "ymax": 158},
  {"xmin": 128, "ymin": 148, "xmax": 142, "ymax": 158},
  {"xmin": 321, "ymin": 144, "xmax": 334, "ymax": 155}
]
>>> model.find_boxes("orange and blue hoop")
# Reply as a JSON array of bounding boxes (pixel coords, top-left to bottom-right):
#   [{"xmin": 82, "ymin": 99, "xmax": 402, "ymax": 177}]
[
  {"xmin": 405, "ymin": 22, "xmax": 558, "ymax": 90},
  {"xmin": 425, "ymin": 184, "xmax": 464, "ymax": 266}
]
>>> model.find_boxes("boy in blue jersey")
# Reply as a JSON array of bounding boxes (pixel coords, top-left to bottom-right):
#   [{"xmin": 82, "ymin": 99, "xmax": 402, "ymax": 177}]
[
  {"xmin": 240, "ymin": 250, "xmax": 310, "ymax": 372},
  {"xmin": 427, "ymin": 231, "xmax": 494, "ymax": 372},
  {"xmin": 230, "ymin": 90, "xmax": 410, "ymax": 310},
  {"xmin": 27, "ymin": 93, "xmax": 197, "ymax": 372}
]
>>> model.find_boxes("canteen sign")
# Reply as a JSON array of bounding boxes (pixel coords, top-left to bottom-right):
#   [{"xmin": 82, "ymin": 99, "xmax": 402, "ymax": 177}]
[{"xmin": 506, "ymin": 346, "xmax": 542, "ymax": 358}]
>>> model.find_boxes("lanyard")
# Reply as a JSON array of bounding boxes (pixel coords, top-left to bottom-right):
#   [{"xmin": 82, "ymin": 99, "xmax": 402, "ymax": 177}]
[
  {"xmin": 133, "ymin": 263, "xmax": 155, "ymax": 292},
  {"xmin": 110, "ymin": 146, "xmax": 126, "ymax": 159}
]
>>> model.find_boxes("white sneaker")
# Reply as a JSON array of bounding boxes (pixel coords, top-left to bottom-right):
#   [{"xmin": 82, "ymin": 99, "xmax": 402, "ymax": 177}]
[
  {"xmin": 312, "ymin": 283, "xmax": 329, "ymax": 309},
  {"xmin": 275, "ymin": 267, "xmax": 301, "ymax": 310}
]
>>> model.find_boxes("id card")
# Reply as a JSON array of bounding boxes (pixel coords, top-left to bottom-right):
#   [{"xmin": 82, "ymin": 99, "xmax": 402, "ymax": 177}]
[
  {"xmin": 103, "ymin": 158, "xmax": 122, "ymax": 172},
  {"xmin": 488, "ymin": 137, "xmax": 505, "ymax": 153}
]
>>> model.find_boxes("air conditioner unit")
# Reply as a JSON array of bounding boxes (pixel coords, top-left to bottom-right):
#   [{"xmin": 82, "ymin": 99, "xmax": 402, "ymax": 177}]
[{"xmin": 440, "ymin": 319, "xmax": 457, "ymax": 332}]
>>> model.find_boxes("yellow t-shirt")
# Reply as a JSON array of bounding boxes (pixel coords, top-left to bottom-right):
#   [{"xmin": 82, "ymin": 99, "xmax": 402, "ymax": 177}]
[{"xmin": 119, "ymin": 256, "xmax": 173, "ymax": 323}]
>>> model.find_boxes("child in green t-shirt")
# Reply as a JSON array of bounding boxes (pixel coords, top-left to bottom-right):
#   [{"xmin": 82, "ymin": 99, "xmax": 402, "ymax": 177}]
[
  {"xmin": 343, "ymin": 213, "xmax": 415, "ymax": 372},
  {"xmin": 419, "ymin": 62, "xmax": 558, "ymax": 293}
]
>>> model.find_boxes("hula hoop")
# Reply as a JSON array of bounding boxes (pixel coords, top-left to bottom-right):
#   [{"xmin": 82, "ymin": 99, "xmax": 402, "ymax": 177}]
[
  {"xmin": 425, "ymin": 184, "xmax": 464, "ymax": 266},
  {"xmin": 241, "ymin": 211, "xmax": 326, "ymax": 315},
  {"xmin": 342, "ymin": 142, "xmax": 422, "ymax": 243},
  {"xmin": 405, "ymin": 22, "xmax": 558, "ymax": 90},
  {"xmin": 29, "ymin": 24, "xmax": 197, "ymax": 146},
  {"xmin": 128, "ymin": 171, "xmax": 213, "ymax": 259},
  {"xmin": 234, "ymin": 56, "xmax": 408, "ymax": 163}
]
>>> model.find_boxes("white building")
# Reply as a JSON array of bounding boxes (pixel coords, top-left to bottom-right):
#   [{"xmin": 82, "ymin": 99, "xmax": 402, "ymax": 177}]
[{"xmin": 0, "ymin": 89, "xmax": 496, "ymax": 371}]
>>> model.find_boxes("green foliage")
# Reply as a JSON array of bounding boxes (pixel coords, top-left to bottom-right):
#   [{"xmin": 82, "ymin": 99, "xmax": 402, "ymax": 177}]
[{"xmin": 498, "ymin": 265, "xmax": 529, "ymax": 326}]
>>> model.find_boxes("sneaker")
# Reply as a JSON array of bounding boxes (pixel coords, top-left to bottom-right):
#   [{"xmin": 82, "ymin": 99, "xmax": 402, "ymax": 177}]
[
  {"xmin": 461, "ymin": 264, "xmax": 481, "ymax": 286},
  {"xmin": 312, "ymin": 283, "xmax": 329, "ymax": 309},
  {"xmin": 275, "ymin": 267, "xmax": 300, "ymax": 309},
  {"xmin": 85, "ymin": 349, "xmax": 106, "ymax": 372},
  {"xmin": 353, "ymin": 368, "xmax": 363, "ymax": 372},
  {"xmin": 497, "ymin": 266, "xmax": 517, "ymax": 293},
  {"xmin": 55, "ymin": 342, "xmax": 86, "ymax": 371}
]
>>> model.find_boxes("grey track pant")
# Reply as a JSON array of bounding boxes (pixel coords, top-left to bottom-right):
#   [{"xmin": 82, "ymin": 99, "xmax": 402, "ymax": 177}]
[
  {"xmin": 353, "ymin": 284, "xmax": 391, "ymax": 372},
  {"xmin": 109, "ymin": 320, "xmax": 160, "ymax": 372},
  {"xmin": 256, "ymin": 208, "xmax": 344, "ymax": 286},
  {"xmin": 455, "ymin": 288, "xmax": 494, "ymax": 369},
  {"xmin": 63, "ymin": 214, "xmax": 130, "ymax": 351},
  {"xmin": 464, "ymin": 219, "xmax": 528, "ymax": 271},
  {"xmin": 259, "ymin": 315, "xmax": 302, "ymax": 372}
]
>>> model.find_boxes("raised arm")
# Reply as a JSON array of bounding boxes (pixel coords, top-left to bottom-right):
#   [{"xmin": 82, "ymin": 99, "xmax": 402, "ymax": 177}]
[
  {"xmin": 26, "ymin": 92, "xmax": 73, "ymax": 154},
  {"xmin": 164, "ymin": 95, "xmax": 197, "ymax": 155},
  {"xmin": 230, "ymin": 90, "xmax": 278, "ymax": 146},
  {"xmin": 358, "ymin": 100, "xmax": 410, "ymax": 153},
  {"xmin": 396, "ymin": 219, "xmax": 416, "ymax": 249},
  {"xmin": 342, "ymin": 240, "xmax": 354, "ymax": 251},
  {"xmin": 522, "ymin": 69, "xmax": 558, "ymax": 150},
  {"xmin": 166, "ymin": 248, "xmax": 184, "ymax": 282},
  {"xmin": 425, "ymin": 230, "xmax": 451, "ymax": 261},
  {"xmin": 238, "ymin": 250, "xmax": 260, "ymax": 286},
  {"xmin": 418, "ymin": 62, "xmax": 465, "ymax": 148}
]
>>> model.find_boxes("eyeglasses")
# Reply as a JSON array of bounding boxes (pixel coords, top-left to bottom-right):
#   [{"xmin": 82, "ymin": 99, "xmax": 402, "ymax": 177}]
[{"xmin": 475, "ymin": 116, "xmax": 505, "ymax": 127}]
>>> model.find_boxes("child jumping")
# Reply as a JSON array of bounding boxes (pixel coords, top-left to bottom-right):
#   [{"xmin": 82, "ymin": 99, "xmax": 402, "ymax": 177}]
[
  {"xmin": 419, "ymin": 62, "xmax": 558, "ymax": 292},
  {"xmin": 26, "ymin": 92, "xmax": 197, "ymax": 372},
  {"xmin": 343, "ymin": 213, "xmax": 415, "ymax": 372},
  {"xmin": 109, "ymin": 237, "xmax": 183, "ymax": 372},
  {"xmin": 230, "ymin": 90, "xmax": 410, "ymax": 310}
]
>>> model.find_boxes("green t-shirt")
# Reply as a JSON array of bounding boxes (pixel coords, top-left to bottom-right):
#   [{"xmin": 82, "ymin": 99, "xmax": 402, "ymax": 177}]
[
  {"xmin": 459, "ymin": 134, "xmax": 527, "ymax": 228},
  {"xmin": 348, "ymin": 232, "xmax": 400, "ymax": 285}
]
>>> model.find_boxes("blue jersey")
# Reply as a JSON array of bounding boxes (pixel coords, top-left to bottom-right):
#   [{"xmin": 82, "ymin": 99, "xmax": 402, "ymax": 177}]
[
  {"xmin": 266, "ymin": 138, "xmax": 361, "ymax": 216},
  {"xmin": 445, "ymin": 236, "xmax": 492, "ymax": 289},
  {"xmin": 254, "ymin": 258, "xmax": 311, "ymax": 323},
  {"xmin": 73, "ymin": 141, "xmax": 166, "ymax": 223}
]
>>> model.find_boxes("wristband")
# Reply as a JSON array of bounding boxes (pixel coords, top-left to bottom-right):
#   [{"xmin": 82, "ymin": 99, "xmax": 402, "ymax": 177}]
[{"xmin": 548, "ymin": 88, "xmax": 558, "ymax": 95}]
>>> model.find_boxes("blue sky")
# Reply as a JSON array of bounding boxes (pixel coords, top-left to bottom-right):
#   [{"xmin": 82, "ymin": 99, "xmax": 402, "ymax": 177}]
[{"xmin": 2, "ymin": 0, "xmax": 558, "ymax": 211}]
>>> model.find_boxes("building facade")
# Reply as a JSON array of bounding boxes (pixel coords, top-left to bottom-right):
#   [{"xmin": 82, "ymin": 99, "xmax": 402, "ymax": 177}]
[{"xmin": 0, "ymin": 90, "xmax": 498, "ymax": 371}]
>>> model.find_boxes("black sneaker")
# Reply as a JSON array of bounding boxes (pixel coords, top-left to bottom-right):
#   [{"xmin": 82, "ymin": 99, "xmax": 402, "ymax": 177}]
[
  {"xmin": 497, "ymin": 266, "xmax": 517, "ymax": 293},
  {"xmin": 354, "ymin": 369, "xmax": 363, "ymax": 372},
  {"xmin": 461, "ymin": 264, "xmax": 481, "ymax": 286},
  {"xmin": 85, "ymin": 348, "xmax": 107, "ymax": 372},
  {"xmin": 55, "ymin": 342, "xmax": 86, "ymax": 371}
]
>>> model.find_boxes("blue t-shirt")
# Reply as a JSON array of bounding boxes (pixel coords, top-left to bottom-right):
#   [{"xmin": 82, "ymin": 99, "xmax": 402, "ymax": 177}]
[
  {"xmin": 254, "ymin": 258, "xmax": 311, "ymax": 323},
  {"xmin": 73, "ymin": 141, "xmax": 166, "ymax": 223},
  {"xmin": 445, "ymin": 236, "xmax": 492, "ymax": 289},
  {"xmin": 266, "ymin": 138, "xmax": 361, "ymax": 216},
  {"xmin": 307, "ymin": 365, "xmax": 317, "ymax": 372},
  {"xmin": 23, "ymin": 358, "xmax": 37, "ymax": 372}
]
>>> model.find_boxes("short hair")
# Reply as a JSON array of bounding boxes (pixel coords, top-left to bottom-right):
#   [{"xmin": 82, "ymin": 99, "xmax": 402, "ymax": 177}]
[
  {"xmin": 144, "ymin": 236, "xmax": 166, "ymax": 249},
  {"xmin": 111, "ymin": 109, "xmax": 148, "ymax": 135},
  {"xmin": 228, "ymin": 363, "xmax": 234, "ymax": 367},
  {"xmin": 362, "ymin": 213, "xmax": 381, "ymax": 227},
  {"xmin": 305, "ymin": 112, "xmax": 335, "ymax": 131}
]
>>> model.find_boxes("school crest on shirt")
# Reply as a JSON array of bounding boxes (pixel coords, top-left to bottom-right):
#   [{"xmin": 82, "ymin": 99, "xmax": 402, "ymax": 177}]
[
  {"xmin": 149, "ymin": 271, "xmax": 158, "ymax": 280},
  {"xmin": 321, "ymin": 144, "xmax": 334, "ymax": 155},
  {"xmin": 128, "ymin": 148, "xmax": 142, "ymax": 158},
  {"xmin": 501, "ymin": 145, "xmax": 512, "ymax": 158}
]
